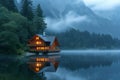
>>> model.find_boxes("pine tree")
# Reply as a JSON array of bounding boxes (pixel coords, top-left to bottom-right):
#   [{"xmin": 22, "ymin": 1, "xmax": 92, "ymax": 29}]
[
  {"xmin": 21, "ymin": 0, "xmax": 33, "ymax": 20},
  {"xmin": 8, "ymin": 0, "xmax": 18, "ymax": 12},
  {"xmin": 36, "ymin": 4, "xmax": 43, "ymax": 17},
  {"xmin": 33, "ymin": 4, "xmax": 46, "ymax": 34},
  {"xmin": 0, "ymin": 0, "xmax": 18, "ymax": 12}
]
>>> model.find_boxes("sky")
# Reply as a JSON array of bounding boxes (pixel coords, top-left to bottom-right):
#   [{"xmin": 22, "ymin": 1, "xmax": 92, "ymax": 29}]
[
  {"xmin": 17, "ymin": 0, "xmax": 21, "ymax": 3},
  {"xmin": 44, "ymin": 0, "xmax": 120, "ymax": 33},
  {"xmin": 16, "ymin": 0, "xmax": 120, "ymax": 36},
  {"xmin": 17, "ymin": 0, "xmax": 120, "ymax": 11},
  {"xmin": 83, "ymin": 0, "xmax": 120, "ymax": 11}
]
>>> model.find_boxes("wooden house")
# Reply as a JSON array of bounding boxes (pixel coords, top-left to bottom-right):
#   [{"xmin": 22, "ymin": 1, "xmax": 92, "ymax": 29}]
[{"xmin": 28, "ymin": 34, "xmax": 60, "ymax": 53}]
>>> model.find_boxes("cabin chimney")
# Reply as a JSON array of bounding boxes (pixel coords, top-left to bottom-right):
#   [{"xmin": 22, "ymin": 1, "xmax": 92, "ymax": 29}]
[{"xmin": 43, "ymin": 32, "xmax": 46, "ymax": 36}]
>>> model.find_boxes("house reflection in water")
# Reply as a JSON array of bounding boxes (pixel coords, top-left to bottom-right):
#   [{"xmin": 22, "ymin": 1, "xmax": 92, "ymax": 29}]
[
  {"xmin": 27, "ymin": 54, "xmax": 60, "ymax": 73},
  {"xmin": 27, "ymin": 34, "xmax": 60, "ymax": 73}
]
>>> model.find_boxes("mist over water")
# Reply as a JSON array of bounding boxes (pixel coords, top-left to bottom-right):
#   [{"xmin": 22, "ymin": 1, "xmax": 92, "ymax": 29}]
[
  {"xmin": 46, "ymin": 63, "xmax": 120, "ymax": 80},
  {"xmin": 45, "ymin": 50, "xmax": 120, "ymax": 80}
]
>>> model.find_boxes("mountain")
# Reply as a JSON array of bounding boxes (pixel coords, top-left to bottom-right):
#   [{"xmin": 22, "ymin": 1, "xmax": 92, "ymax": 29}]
[
  {"xmin": 17, "ymin": 0, "xmax": 120, "ymax": 38},
  {"xmin": 95, "ymin": 7, "xmax": 120, "ymax": 25}
]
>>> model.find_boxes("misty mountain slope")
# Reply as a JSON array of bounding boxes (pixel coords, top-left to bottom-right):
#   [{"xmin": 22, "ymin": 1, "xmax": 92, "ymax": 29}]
[
  {"xmin": 61, "ymin": 3, "xmax": 117, "ymax": 34},
  {"xmin": 32, "ymin": 0, "xmax": 119, "ymax": 38},
  {"xmin": 32, "ymin": 0, "xmax": 61, "ymax": 18},
  {"xmin": 17, "ymin": 0, "xmax": 120, "ymax": 38},
  {"xmin": 95, "ymin": 7, "xmax": 120, "ymax": 25}
]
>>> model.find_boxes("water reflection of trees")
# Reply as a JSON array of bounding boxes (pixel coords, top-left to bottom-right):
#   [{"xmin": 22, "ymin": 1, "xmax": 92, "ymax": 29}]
[
  {"xmin": 60, "ymin": 54, "xmax": 120, "ymax": 70},
  {"xmin": 0, "ymin": 55, "xmax": 42, "ymax": 80}
]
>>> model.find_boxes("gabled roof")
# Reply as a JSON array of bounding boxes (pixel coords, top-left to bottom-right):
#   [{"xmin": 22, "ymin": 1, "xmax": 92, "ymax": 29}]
[{"xmin": 37, "ymin": 34, "xmax": 56, "ymax": 45}]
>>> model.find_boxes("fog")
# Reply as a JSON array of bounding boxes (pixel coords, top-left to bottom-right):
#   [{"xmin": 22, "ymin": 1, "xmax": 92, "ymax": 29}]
[
  {"xmin": 61, "ymin": 50, "xmax": 120, "ymax": 54},
  {"xmin": 16, "ymin": 0, "xmax": 120, "ymax": 38},
  {"xmin": 18, "ymin": 0, "xmax": 120, "ymax": 10},
  {"xmin": 45, "ymin": 11, "xmax": 88, "ymax": 32},
  {"xmin": 84, "ymin": 0, "xmax": 120, "ymax": 11}
]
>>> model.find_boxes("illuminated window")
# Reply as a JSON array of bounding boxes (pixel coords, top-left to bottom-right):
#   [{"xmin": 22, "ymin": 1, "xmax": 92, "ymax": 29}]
[
  {"xmin": 36, "ymin": 41, "xmax": 41, "ymax": 45},
  {"xmin": 41, "ymin": 47, "xmax": 44, "ymax": 50},
  {"xmin": 36, "ymin": 37, "xmax": 39, "ymax": 40}
]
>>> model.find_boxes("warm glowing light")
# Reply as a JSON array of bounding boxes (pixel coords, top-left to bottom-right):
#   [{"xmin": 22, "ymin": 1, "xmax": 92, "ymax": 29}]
[
  {"xmin": 35, "ymin": 68, "xmax": 40, "ymax": 72},
  {"xmin": 36, "ymin": 41, "xmax": 41, "ymax": 45},
  {"xmin": 36, "ymin": 58, "xmax": 49, "ymax": 62},
  {"xmin": 45, "ymin": 58, "xmax": 49, "ymax": 61},
  {"xmin": 36, "ymin": 58, "xmax": 39, "ymax": 61},
  {"xmin": 41, "ymin": 58, "xmax": 44, "ymax": 61},
  {"xmin": 36, "ymin": 37, "xmax": 39, "ymax": 40},
  {"xmin": 35, "ymin": 46, "xmax": 49, "ymax": 51},
  {"xmin": 36, "ymin": 47, "xmax": 39, "ymax": 50},
  {"xmin": 36, "ymin": 63, "xmax": 41, "ymax": 67},
  {"xmin": 44, "ymin": 47, "xmax": 48, "ymax": 49},
  {"xmin": 41, "ymin": 47, "xmax": 44, "ymax": 50}
]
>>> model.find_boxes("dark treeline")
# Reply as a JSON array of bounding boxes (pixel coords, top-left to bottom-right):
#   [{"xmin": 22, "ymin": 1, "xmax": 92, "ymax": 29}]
[
  {"xmin": 0, "ymin": 0, "xmax": 45, "ymax": 80},
  {"xmin": 53, "ymin": 29, "xmax": 120, "ymax": 49},
  {"xmin": 0, "ymin": 0, "xmax": 46, "ymax": 55},
  {"xmin": 0, "ymin": 0, "xmax": 120, "ymax": 55}
]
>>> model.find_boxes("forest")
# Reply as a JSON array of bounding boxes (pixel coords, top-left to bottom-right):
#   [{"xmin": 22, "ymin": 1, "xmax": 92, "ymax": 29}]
[
  {"xmin": 0, "ymin": 0, "xmax": 120, "ymax": 80},
  {"xmin": 0, "ymin": 0, "xmax": 120, "ymax": 55},
  {"xmin": 54, "ymin": 29, "xmax": 120, "ymax": 49},
  {"xmin": 0, "ymin": 0, "xmax": 46, "ymax": 55},
  {"xmin": 0, "ymin": 0, "xmax": 46, "ymax": 80}
]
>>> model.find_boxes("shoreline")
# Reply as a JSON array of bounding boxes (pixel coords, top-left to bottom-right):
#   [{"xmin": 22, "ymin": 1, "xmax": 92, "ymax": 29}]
[{"xmin": 61, "ymin": 49, "xmax": 120, "ymax": 54}]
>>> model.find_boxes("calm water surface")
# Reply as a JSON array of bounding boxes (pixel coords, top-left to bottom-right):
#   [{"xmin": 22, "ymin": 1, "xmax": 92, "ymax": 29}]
[{"xmin": 45, "ymin": 50, "xmax": 120, "ymax": 80}]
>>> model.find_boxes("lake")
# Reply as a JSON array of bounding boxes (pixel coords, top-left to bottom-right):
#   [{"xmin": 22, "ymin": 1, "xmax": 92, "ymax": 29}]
[{"xmin": 45, "ymin": 50, "xmax": 120, "ymax": 80}]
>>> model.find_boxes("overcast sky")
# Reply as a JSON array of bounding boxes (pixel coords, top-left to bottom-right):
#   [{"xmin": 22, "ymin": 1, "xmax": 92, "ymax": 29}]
[
  {"xmin": 17, "ymin": 0, "xmax": 120, "ymax": 11},
  {"xmin": 16, "ymin": 0, "xmax": 120, "ymax": 36},
  {"xmin": 83, "ymin": 0, "xmax": 120, "ymax": 11}
]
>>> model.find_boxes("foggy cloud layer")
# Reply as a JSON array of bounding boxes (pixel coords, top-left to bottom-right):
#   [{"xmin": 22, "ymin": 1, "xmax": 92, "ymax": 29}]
[
  {"xmin": 84, "ymin": 0, "xmax": 120, "ymax": 11},
  {"xmin": 16, "ymin": 0, "xmax": 120, "ymax": 38},
  {"xmin": 45, "ymin": 11, "xmax": 88, "ymax": 32}
]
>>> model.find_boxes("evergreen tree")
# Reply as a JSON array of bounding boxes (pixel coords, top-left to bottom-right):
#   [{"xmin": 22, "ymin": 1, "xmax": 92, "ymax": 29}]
[
  {"xmin": 0, "ymin": 0, "xmax": 18, "ymax": 12},
  {"xmin": 0, "ymin": 31, "xmax": 21, "ymax": 55},
  {"xmin": 54, "ymin": 29, "xmax": 120, "ymax": 49},
  {"xmin": 33, "ymin": 4, "xmax": 46, "ymax": 34},
  {"xmin": 21, "ymin": 0, "xmax": 33, "ymax": 20},
  {"xmin": 36, "ymin": 4, "xmax": 43, "ymax": 17}
]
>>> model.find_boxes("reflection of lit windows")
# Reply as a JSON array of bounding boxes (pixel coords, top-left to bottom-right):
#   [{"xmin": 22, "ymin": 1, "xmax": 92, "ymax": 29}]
[
  {"xmin": 36, "ymin": 58, "xmax": 49, "ymax": 62},
  {"xmin": 35, "ymin": 68, "xmax": 40, "ymax": 72},
  {"xmin": 36, "ymin": 47, "xmax": 39, "ymax": 50},
  {"xmin": 41, "ymin": 58, "xmax": 44, "ymax": 61},
  {"xmin": 45, "ymin": 47, "xmax": 49, "ymax": 49},
  {"xmin": 41, "ymin": 47, "xmax": 44, "ymax": 50},
  {"xmin": 36, "ymin": 58, "xmax": 39, "ymax": 61},
  {"xmin": 45, "ymin": 58, "xmax": 49, "ymax": 61},
  {"xmin": 36, "ymin": 63, "xmax": 42, "ymax": 67}
]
